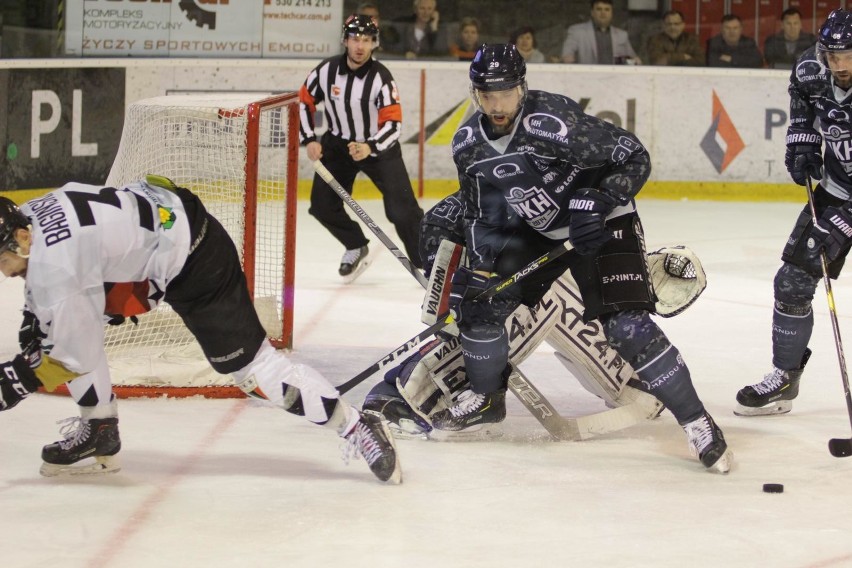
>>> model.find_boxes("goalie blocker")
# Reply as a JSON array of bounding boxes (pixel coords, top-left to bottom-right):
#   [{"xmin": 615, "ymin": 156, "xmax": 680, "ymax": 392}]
[{"xmin": 366, "ymin": 241, "xmax": 705, "ymax": 439}]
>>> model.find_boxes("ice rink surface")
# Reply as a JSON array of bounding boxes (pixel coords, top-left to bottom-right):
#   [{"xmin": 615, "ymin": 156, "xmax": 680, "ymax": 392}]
[{"xmin": 2, "ymin": 198, "xmax": 852, "ymax": 568}]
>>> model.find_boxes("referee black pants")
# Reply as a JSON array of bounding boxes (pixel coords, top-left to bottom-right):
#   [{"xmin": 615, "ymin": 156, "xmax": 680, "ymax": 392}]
[{"xmin": 309, "ymin": 133, "xmax": 424, "ymax": 267}]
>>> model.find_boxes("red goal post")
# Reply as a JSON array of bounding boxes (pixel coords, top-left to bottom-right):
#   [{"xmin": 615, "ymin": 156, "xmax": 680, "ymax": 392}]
[{"xmin": 97, "ymin": 92, "xmax": 301, "ymax": 398}]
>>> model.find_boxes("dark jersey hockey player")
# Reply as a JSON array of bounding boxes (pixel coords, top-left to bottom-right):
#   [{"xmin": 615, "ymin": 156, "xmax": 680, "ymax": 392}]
[
  {"xmin": 437, "ymin": 44, "xmax": 732, "ymax": 473},
  {"xmin": 735, "ymin": 9, "xmax": 852, "ymax": 417}
]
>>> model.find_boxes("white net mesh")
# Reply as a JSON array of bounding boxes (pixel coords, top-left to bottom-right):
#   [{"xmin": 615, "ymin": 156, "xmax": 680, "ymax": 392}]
[{"xmin": 103, "ymin": 93, "xmax": 298, "ymax": 393}]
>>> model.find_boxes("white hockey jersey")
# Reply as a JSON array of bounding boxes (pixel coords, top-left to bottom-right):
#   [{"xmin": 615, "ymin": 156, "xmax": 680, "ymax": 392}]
[{"xmin": 20, "ymin": 181, "xmax": 192, "ymax": 386}]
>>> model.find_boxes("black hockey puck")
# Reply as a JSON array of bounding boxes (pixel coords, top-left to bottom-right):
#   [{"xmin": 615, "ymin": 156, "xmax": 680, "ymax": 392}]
[{"xmin": 762, "ymin": 483, "xmax": 784, "ymax": 493}]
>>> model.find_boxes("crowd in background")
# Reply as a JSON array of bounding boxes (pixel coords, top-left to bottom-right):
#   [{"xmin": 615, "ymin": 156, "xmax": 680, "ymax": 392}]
[{"xmin": 357, "ymin": 0, "xmax": 818, "ymax": 70}]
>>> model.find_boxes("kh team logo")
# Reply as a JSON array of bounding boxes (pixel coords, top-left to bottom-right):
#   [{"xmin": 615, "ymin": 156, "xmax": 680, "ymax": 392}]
[
  {"xmin": 505, "ymin": 186, "xmax": 559, "ymax": 230},
  {"xmin": 700, "ymin": 90, "xmax": 745, "ymax": 174}
]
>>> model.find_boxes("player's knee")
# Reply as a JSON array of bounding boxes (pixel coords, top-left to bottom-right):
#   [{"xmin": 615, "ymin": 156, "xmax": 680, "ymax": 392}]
[
  {"xmin": 774, "ymin": 262, "xmax": 818, "ymax": 306},
  {"xmin": 600, "ymin": 310, "xmax": 668, "ymax": 366}
]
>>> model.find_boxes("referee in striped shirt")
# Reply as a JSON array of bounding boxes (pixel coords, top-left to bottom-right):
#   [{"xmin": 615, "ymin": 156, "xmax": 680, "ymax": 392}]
[{"xmin": 300, "ymin": 14, "xmax": 424, "ymax": 282}]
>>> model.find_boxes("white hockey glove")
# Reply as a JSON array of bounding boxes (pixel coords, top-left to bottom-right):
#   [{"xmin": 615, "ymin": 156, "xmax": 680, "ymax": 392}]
[{"xmin": 647, "ymin": 245, "xmax": 706, "ymax": 317}]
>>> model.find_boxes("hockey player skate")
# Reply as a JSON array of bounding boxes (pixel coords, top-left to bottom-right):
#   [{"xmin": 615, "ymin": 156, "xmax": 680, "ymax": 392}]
[
  {"xmin": 682, "ymin": 411, "xmax": 732, "ymax": 474},
  {"xmin": 430, "ymin": 389, "xmax": 507, "ymax": 432},
  {"xmin": 40, "ymin": 415, "xmax": 121, "ymax": 477},
  {"xmin": 735, "ymin": 349, "xmax": 811, "ymax": 416},
  {"xmin": 362, "ymin": 393, "xmax": 432, "ymax": 439},
  {"xmin": 343, "ymin": 412, "xmax": 402, "ymax": 484},
  {"xmin": 338, "ymin": 245, "xmax": 375, "ymax": 284}
]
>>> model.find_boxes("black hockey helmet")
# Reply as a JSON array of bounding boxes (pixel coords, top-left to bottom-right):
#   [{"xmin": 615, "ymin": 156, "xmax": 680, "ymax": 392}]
[
  {"xmin": 817, "ymin": 9, "xmax": 852, "ymax": 65},
  {"xmin": 469, "ymin": 43, "xmax": 527, "ymax": 92},
  {"xmin": 0, "ymin": 196, "xmax": 29, "ymax": 255},
  {"xmin": 342, "ymin": 14, "xmax": 379, "ymax": 43}
]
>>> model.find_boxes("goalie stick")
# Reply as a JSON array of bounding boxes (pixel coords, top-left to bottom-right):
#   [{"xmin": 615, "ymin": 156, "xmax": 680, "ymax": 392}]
[
  {"xmin": 337, "ymin": 240, "xmax": 575, "ymax": 395},
  {"xmin": 313, "ymin": 160, "xmax": 428, "ymax": 287},
  {"xmin": 806, "ymin": 176, "xmax": 852, "ymax": 458}
]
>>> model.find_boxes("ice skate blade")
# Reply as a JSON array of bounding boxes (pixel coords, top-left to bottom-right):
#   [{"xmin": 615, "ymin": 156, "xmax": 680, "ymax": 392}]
[
  {"xmin": 39, "ymin": 455, "xmax": 121, "ymax": 477},
  {"xmin": 341, "ymin": 247, "xmax": 380, "ymax": 285},
  {"xmin": 733, "ymin": 400, "xmax": 792, "ymax": 417},
  {"xmin": 387, "ymin": 419, "xmax": 431, "ymax": 441},
  {"xmin": 429, "ymin": 423, "xmax": 504, "ymax": 442},
  {"xmin": 706, "ymin": 449, "xmax": 734, "ymax": 474}
]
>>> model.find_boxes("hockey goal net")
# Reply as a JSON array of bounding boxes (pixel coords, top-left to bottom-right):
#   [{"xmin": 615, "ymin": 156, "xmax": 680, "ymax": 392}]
[{"xmin": 101, "ymin": 92, "xmax": 299, "ymax": 398}]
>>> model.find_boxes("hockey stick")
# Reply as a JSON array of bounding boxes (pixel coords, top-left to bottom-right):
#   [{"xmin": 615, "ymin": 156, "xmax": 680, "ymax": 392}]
[
  {"xmin": 336, "ymin": 240, "xmax": 575, "ymax": 394},
  {"xmin": 806, "ymin": 176, "xmax": 852, "ymax": 457},
  {"xmin": 313, "ymin": 160, "xmax": 428, "ymax": 287}
]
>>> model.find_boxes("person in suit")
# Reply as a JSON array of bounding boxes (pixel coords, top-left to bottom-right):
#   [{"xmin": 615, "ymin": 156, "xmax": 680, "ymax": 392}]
[{"xmin": 561, "ymin": 0, "xmax": 641, "ymax": 65}]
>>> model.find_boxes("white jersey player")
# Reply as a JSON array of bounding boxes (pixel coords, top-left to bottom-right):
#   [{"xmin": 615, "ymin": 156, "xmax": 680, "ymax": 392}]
[{"xmin": 0, "ymin": 176, "xmax": 400, "ymax": 483}]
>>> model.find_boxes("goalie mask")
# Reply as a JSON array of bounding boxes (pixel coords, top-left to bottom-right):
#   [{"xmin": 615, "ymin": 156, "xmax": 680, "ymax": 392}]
[
  {"xmin": 469, "ymin": 44, "xmax": 527, "ymax": 132},
  {"xmin": 0, "ymin": 196, "xmax": 29, "ymax": 256},
  {"xmin": 817, "ymin": 9, "xmax": 852, "ymax": 80}
]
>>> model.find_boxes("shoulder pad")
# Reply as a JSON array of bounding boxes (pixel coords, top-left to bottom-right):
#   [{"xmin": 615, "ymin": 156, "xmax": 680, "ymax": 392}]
[
  {"xmin": 450, "ymin": 117, "xmax": 485, "ymax": 157},
  {"xmin": 793, "ymin": 49, "xmax": 828, "ymax": 86}
]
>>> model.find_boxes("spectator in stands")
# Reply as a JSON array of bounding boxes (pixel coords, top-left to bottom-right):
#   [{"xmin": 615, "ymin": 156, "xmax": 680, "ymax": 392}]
[
  {"xmin": 450, "ymin": 16, "xmax": 481, "ymax": 61},
  {"xmin": 707, "ymin": 14, "xmax": 764, "ymax": 68},
  {"xmin": 763, "ymin": 8, "xmax": 817, "ymax": 70},
  {"xmin": 357, "ymin": 1, "xmax": 400, "ymax": 53},
  {"xmin": 510, "ymin": 26, "xmax": 546, "ymax": 63},
  {"xmin": 389, "ymin": 0, "xmax": 449, "ymax": 59},
  {"xmin": 561, "ymin": 0, "xmax": 641, "ymax": 65},
  {"xmin": 646, "ymin": 9, "xmax": 704, "ymax": 66}
]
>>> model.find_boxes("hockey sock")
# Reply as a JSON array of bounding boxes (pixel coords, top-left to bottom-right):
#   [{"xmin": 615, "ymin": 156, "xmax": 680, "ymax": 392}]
[
  {"xmin": 602, "ymin": 311, "xmax": 703, "ymax": 424},
  {"xmin": 771, "ymin": 301, "xmax": 814, "ymax": 370},
  {"xmin": 772, "ymin": 263, "xmax": 818, "ymax": 370},
  {"xmin": 632, "ymin": 344, "xmax": 704, "ymax": 424},
  {"xmin": 460, "ymin": 324, "xmax": 509, "ymax": 393}
]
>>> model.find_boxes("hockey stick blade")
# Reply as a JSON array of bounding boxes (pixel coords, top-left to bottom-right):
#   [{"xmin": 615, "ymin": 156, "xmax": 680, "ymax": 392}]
[
  {"xmin": 828, "ymin": 438, "xmax": 852, "ymax": 457},
  {"xmin": 313, "ymin": 160, "xmax": 427, "ymax": 287}
]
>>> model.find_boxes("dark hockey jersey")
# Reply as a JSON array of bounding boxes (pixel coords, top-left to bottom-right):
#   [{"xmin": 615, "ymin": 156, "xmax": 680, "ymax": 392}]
[
  {"xmin": 789, "ymin": 47, "xmax": 852, "ymax": 200},
  {"xmin": 451, "ymin": 90, "xmax": 650, "ymax": 272}
]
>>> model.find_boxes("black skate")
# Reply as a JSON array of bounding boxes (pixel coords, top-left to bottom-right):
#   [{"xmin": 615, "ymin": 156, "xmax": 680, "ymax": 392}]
[
  {"xmin": 338, "ymin": 245, "xmax": 374, "ymax": 283},
  {"xmin": 343, "ymin": 412, "xmax": 402, "ymax": 484},
  {"xmin": 430, "ymin": 389, "xmax": 506, "ymax": 432},
  {"xmin": 735, "ymin": 349, "xmax": 811, "ymax": 417},
  {"xmin": 40, "ymin": 416, "xmax": 121, "ymax": 477},
  {"xmin": 362, "ymin": 394, "xmax": 432, "ymax": 439},
  {"xmin": 682, "ymin": 411, "xmax": 732, "ymax": 474}
]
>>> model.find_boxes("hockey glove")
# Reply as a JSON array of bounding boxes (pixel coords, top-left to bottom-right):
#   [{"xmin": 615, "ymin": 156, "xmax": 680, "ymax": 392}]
[
  {"xmin": 785, "ymin": 129, "xmax": 823, "ymax": 186},
  {"xmin": 806, "ymin": 204, "xmax": 852, "ymax": 272},
  {"xmin": 0, "ymin": 355, "xmax": 42, "ymax": 411},
  {"xmin": 448, "ymin": 266, "xmax": 499, "ymax": 323},
  {"xmin": 568, "ymin": 189, "xmax": 618, "ymax": 255},
  {"xmin": 18, "ymin": 310, "xmax": 46, "ymax": 369}
]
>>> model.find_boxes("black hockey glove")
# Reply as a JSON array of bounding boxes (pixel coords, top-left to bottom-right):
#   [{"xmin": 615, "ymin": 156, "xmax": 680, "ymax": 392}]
[
  {"xmin": 0, "ymin": 356, "xmax": 42, "ymax": 411},
  {"xmin": 785, "ymin": 129, "xmax": 823, "ymax": 186},
  {"xmin": 448, "ymin": 266, "xmax": 499, "ymax": 323},
  {"xmin": 806, "ymin": 204, "xmax": 852, "ymax": 272},
  {"xmin": 568, "ymin": 189, "xmax": 618, "ymax": 255},
  {"xmin": 18, "ymin": 310, "xmax": 46, "ymax": 369}
]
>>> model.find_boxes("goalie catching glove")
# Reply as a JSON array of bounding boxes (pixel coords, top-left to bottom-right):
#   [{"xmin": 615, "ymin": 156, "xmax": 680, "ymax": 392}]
[
  {"xmin": 647, "ymin": 245, "xmax": 707, "ymax": 317},
  {"xmin": 0, "ymin": 356, "xmax": 42, "ymax": 411}
]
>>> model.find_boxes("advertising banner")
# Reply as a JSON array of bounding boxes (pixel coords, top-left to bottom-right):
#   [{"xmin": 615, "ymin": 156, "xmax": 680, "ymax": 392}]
[
  {"xmin": 64, "ymin": 0, "xmax": 342, "ymax": 58},
  {"xmin": 0, "ymin": 68, "xmax": 125, "ymax": 190}
]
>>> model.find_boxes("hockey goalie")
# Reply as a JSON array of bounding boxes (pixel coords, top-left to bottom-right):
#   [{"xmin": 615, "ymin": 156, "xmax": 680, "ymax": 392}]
[{"xmin": 362, "ymin": 193, "xmax": 707, "ymax": 442}]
